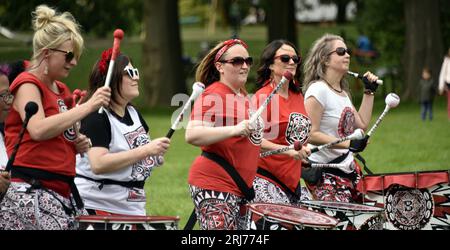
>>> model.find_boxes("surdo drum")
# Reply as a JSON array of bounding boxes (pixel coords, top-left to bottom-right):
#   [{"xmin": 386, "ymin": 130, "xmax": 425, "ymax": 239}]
[
  {"xmin": 300, "ymin": 200, "xmax": 384, "ymax": 230},
  {"xmin": 76, "ymin": 215, "xmax": 179, "ymax": 230},
  {"xmin": 245, "ymin": 203, "xmax": 338, "ymax": 230},
  {"xmin": 360, "ymin": 170, "xmax": 450, "ymax": 230}
]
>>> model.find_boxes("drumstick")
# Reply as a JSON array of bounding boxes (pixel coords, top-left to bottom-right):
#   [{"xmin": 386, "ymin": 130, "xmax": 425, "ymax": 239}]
[
  {"xmin": 99, "ymin": 29, "xmax": 124, "ymax": 114},
  {"xmin": 249, "ymin": 71, "xmax": 293, "ymax": 124},
  {"xmin": 165, "ymin": 82, "xmax": 205, "ymax": 138},
  {"xmin": 310, "ymin": 128, "xmax": 365, "ymax": 153},
  {"xmin": 260, "ymin": 141, "xmax": 302, "ymax": 158},
  {"xmin": 347, "ymin": 71, "xmax": 383, "ymax": 85},
  {"xmin": 367, "ymin": 93, "xmax": 400, "ymax": 137},
  {"xmin": 303, "ymin": 162, "xmax": 347, "ymax": 168},
  {"xmin": 71, "ymin": 89, "xmax": 88, "ymax": 157}
]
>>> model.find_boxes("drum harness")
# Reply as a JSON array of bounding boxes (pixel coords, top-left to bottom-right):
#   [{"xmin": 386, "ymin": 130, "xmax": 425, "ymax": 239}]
[
  {"xmin": 301, "ymin": 152, "xmax": 373, "ymax": 185},
  {"xmin": 10, "ymin": 165, "xmax": 84, "ymax": 216},
  {"xmin": 75, "ymin": 173, "xmax": 145, "ymax": 190},
  {"xmin": 184, "ymin": 151, "xmax": 255, "ymax": 230}
]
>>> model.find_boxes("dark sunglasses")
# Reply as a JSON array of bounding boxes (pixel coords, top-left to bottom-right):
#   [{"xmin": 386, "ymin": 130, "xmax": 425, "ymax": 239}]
[
  {"xmin": 274, "ymin": 54, "xmax": 301, "ymax": 64},
  {"xmin": 328, "ymin": 47, "xmax": 351, "ymax": 56},
  {"xmin": 124, "ymin": 65, "xmax": 139, "ymax": 79},
  {"xmin": 50, "ymin": 48, "xmax": 75, "ymax": 63},
  {"xmin": 219, "ymin": 56, "xmax": 253, "ymax": 67}
]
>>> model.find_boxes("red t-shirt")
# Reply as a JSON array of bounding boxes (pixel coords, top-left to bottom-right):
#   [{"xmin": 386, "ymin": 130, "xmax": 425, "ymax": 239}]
[
  {"xmin": 6, "ymin": 72, "xmax": 77, "ymax": 197},
  {"xmin": 255, "ymin": 81, "xmax": 311, "ymax": 192},
  {"xmin": 188, "ymin": 82, "xmax": 261, "ymax": 197}
]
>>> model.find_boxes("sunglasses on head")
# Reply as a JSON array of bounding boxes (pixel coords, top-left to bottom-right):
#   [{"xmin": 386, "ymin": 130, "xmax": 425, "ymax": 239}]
[
  {"xmin": 219, "ymin": 56, "xmax": 253, "ymax": 67},
  {"xmin": 50, "ymin": 48, "xmax": 75, "ymax": 63},
  {"xmin": 328, "ymin": 47, "xmax": 351, "ymax": 56},
  {"xmin": 274, "ymin": 54, "xmax": 301, "ymax": 64},
  {"xmin": 124, "ymin": 65, "xmax": 139, "ymax": 79}
]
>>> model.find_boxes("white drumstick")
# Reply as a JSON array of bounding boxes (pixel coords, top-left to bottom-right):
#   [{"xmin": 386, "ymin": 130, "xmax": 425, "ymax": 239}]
[
  {"xmin": 260, "ymin": 141, "xmax": 302, "ymax": 158},
  {"xmin": 347, "ymin": 71, "xmax": 383, "ymax": 85},
  {"xmin": 166, "ymin": 82, "xmax": 205, "ymax": 138},
  {"xmin": 99, "ymin": 29, "xmax": 124, "ymax": 114},
  {"xmin": 249, "ymin": 71, "xmax": 293, "ymax": 124},
  {"xmin": 367, "ymin": 93, "xmax": 400, "ymax": 137},
  {"xmin": 303, "ymin": 162, "xmax": 347, "ymax": 168},
  {"xmin": 310, "ymin": 128, "xmax": 365, "ymax": 153}
]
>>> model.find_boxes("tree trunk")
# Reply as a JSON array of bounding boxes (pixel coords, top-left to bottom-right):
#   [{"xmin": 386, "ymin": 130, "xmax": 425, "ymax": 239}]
[
  {"xmin": 266, "ymin": 0, "xmax": 298, "ymax": 47},
  {"xmin": 335, "ymin": 0, "xmax": 350, "ymax": 24},
  {"xmin": 403, "ymin": 0, "xmax": 443, "ymax": 100},
  {"xmin": 142, "ymin": 0, "xmax": 186, "ymax": 107}
]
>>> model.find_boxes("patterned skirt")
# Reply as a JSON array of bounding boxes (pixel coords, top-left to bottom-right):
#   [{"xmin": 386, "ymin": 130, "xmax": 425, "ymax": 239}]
[{"xmin": 0, "ymin": 182, "xmax": 85, "ymax": 230}]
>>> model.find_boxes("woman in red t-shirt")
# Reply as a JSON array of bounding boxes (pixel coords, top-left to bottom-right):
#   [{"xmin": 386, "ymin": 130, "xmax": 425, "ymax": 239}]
[
  {"xmin": 0, "ymin": 5, "xmax": 110, "ymax": 230},
  {"xmin": 253, "ymin": 40, "xmax": 312, "ymax": 205},
  {"xmin": 186, "ymin": 39, "xmax": 263, "ymax": 230}
]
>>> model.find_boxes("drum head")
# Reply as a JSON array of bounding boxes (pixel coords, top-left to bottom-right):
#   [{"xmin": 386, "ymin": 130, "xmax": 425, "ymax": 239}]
[
  {"xmin": 301, "ymin": 200, "xmax": 384, "ymax": 214},
  {"xmin": 248, "ymin": 203, "xmax": 338, "ymax": 228}
]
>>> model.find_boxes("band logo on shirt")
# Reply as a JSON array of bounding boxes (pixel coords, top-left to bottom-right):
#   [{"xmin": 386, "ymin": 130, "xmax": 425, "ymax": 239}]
[
  {"xmin": 285, "ymin": 113, "xmax": 311, "ymax": 145},
  {"xmin": 124, "ymin": 126, "xmax": 153, "ymax": 180},
  {"xmin": 248, "ymin": 110, "xmax": 264, "ymax": 146},
  {"xmin": 338, "ymin": 107, "xmax": 355, "ymax": 137},
  {"xmin": 58, "ymin": 99, "xmax": 77, "ymax": 141}
]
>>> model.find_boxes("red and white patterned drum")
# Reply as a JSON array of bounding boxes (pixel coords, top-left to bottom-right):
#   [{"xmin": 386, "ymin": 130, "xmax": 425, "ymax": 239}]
[
  {"xmin": 76, "ymin": 215, "xmax": 179, "ymax": 230},
  {"xmin": 245, "ymin": 203, "xmax": 338, "ymax": 230},
  {"xmin": 300, "ymin": 200, "xmax": 384, "ymax": 230},
  {"xmin": 360, "ymin": 170, "xmax": 450, "ymax": 230}
]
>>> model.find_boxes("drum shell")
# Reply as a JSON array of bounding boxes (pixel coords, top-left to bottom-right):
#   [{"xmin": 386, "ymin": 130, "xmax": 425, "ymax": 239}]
[
  {"xmin": 76, "ymin": 215, "xmax": 179, "ymax": 230},
  {"xmin": 360, "ymin": 170, "xmax": 450, "ymax": 230}
]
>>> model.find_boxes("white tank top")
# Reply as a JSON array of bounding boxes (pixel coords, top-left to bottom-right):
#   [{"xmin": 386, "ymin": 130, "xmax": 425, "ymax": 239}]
[{"xmin": 76, "ymin": 106, "xmax": 158, "ymax": 215}]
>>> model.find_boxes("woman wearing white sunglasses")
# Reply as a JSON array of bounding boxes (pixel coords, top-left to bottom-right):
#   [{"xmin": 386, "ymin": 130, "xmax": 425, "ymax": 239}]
[{"xmin": 75, "ymin": 48, "xmax": 170, "ymax": 222}]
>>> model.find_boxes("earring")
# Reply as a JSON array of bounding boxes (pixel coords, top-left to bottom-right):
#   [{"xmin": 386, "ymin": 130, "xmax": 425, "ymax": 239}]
[{"xmin": 44, "ymin": 65, "xmax": 48, "ymax": 75}]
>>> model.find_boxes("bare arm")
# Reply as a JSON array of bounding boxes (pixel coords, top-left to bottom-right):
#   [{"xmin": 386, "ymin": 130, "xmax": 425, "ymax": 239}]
[
  {"xmin": 185, "ymin": 120, "xmax": 252, "ymax": 146},
  {"xmin": 354, "ymin": 72, "xmax": 378, "ymax": 130},
  {"xmin": 13, "ymin": 84, "xmax": 110, "ymax": 141},
  {"xmin": 261, "ymin": 139, "xmax": 310, "ymax": 160},
  {"xmin": 87, "ymin": 137, "xmax": 170, "ymax": 175},
  {"xmin": 305, "ymin": 96, "xmax": 350, "ymax": 149}
]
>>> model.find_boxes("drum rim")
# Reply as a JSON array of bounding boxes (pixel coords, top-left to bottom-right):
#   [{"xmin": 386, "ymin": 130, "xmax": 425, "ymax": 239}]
[
  {"xmin": 300, "ymin": 200, "xmax": 384, "ymax": 213},
  {"xmin": 247, "ymin": 203, "xmax": 339, "ymax": 228},
  {"xmin": 76, "ymin": 215, "xmax": 180, "ymax": 223}
]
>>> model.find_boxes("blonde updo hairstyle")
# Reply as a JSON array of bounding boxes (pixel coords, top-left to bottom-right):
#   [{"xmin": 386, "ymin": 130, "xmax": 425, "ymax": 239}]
[{"xmin": 31, "ymin": 5, "xmax": 84, "ymax": 67}]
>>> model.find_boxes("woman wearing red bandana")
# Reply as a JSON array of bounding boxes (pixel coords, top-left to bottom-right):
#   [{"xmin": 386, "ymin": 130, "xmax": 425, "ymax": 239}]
[
  {"xmin": 186, "ymin": 39, "xmax": 263, "ymax": 230},
  {"xmin": 0, "ymin": 5, "xmax": 110, "ymax": 230}
]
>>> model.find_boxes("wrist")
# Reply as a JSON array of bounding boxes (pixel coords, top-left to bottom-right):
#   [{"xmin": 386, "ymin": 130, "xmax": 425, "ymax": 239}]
[{"xmin": 364, "ymin": 89, "xmax": 375, "ymax": 95}]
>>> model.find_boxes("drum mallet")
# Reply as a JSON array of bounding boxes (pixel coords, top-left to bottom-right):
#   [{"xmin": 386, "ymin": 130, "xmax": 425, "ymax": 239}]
[
  {"xmin": 249, "ymin": 71, "xmax": 293, "ymax": 124},
  {"xmin": 303, "ymin": 162, "xmax": 348, "ymax": 169},
  {"xmin": 99, "ymin": 29, "xmax": 124, "ymax": 114},
  {"xmin": 260, "ymin": 141, "xmax": 302, "ymax": 158},
  {"xmin": 366, "ymin": 93, "xmax": 400, "ymax": 137},
  {"xmin": 310, "ymin": 128, "xmax": 365, "ymax": 153},
  {"xmin": 166, "ymin": 82, "xmax": 205, "ymax": 138},
  {"xmin": 347, "ymin": 71, "xmax": 383, "ymax": 85}
]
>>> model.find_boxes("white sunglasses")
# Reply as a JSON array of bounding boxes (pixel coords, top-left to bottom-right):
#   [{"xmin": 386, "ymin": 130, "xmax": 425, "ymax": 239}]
[{"xmin": 124, "ymin": 65, "xmax": 139, "ymax": 79}]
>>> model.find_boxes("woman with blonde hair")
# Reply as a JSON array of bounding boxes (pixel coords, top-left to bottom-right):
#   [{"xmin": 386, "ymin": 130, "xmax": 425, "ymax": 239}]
[
  {"xmin": 0, "ymin": 5, "xmax": 110, "ymax": 229},
  {"xmin": 303, "ymin": 34, "xmax": 379, "ymax": 202}
]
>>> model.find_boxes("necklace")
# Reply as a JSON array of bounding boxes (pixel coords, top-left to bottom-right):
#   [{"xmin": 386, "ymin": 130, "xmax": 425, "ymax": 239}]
[{"xmin": 323, "ymin": 79, "xmax": 343, "ymax": 93}]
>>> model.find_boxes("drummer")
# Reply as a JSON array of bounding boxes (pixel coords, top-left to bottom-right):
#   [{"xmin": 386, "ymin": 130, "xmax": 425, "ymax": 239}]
[
  {"xmin": 302, "ymin": 34, "xmax": 379, "ymax": 202},
  {"xmin": 75, "ymin": 48, "xmax": 170, "ymax": 217},
  {"xmin": 252, "ymin": 40, "xmax": 311, "ymax": 205}
]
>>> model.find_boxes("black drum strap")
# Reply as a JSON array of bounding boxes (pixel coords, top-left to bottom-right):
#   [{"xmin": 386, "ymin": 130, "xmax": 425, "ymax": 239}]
[
  {"xmin": 354, "ymin": 154, "xmax": 373, "ymax": 175},
  {"xmin": 257, "ymin": 167, "xmax": 301, "ymax": 201},
  {"xmin": 184, "ymin": 151, "xmax": 255, "ymax": 230}
]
